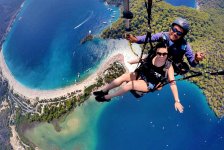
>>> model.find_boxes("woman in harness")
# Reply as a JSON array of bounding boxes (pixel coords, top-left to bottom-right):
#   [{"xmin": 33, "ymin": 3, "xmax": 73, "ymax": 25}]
[{"xmin": 93, "ymin": 42, "xmax": 184, "ymax": 113}]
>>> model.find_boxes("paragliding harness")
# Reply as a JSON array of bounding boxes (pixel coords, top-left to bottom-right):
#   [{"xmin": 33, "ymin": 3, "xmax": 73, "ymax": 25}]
[
  {"xmin": 129, "ymin": 0, "xmax": 156, "ymax": 98},
  {"xmin": 127, "ymin": 0, "xmax": 180, "ymax": 98},
  {"xmin": 126, "ymin": 0, "xmax": 224, "ymax": 98},
  {"xmin": 130, "ymin": 53, "xmax": 172, "ymax": 98}
]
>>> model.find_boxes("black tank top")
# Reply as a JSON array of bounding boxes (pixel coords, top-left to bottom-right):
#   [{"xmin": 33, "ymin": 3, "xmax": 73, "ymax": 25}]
[{"xmin": 139, "ymin": 57, "xmax": 168, "ymax": 85}]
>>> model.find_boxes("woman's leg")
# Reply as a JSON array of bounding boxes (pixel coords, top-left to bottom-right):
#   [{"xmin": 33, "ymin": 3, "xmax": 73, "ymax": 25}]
[
  {"xmin": 102, "ymin": 72, "xmax": 137, "ymax": 92},
  {"xmin": 105, "ymin": 79, "xmax": 149, "ymax": 99}
]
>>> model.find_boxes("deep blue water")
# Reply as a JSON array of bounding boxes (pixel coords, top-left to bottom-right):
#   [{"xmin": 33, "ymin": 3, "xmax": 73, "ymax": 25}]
[
  {"xmin": 165, "ymin": 0, "xmax": 196, "ymax": 8},
  {"xmin": 3, "ymin": 0, "xmax": 119, "ymax": 89},
  {"xmin": 97, "ymin": 81, "xmax": 224, "ymax": 150}
]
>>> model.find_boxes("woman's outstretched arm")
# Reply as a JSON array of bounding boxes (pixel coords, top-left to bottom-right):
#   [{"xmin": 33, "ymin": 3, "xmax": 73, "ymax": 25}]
[{"xmin": 167, "ymin": 65, "xmax": 184, "ymax": 113}]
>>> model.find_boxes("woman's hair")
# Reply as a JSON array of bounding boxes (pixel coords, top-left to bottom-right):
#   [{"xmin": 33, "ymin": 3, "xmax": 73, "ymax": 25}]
[
  {"xmin": 154, "ymin": 42, "xmax": 167, "ymax": 51},
  {"xmin": 145, "ymin": 42, "xmax": 168, "ymax": 61}
]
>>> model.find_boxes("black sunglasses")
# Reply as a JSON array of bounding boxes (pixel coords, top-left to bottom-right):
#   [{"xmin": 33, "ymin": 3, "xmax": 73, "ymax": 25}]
[
  {"xmin": 171, "ymin": 26, "xmax": 184, "ymax": 36},
  {"xmin": 156, "ymin": 52, "xmax": 168, "ymax": 56}
]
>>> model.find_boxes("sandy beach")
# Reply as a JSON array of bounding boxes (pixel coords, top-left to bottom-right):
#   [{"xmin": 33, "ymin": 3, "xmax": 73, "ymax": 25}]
[
  {"xmin": 10, "ymin": 125, "xmax": 26, "ymax": 150},
  {"xmin": 0, "ymin": 40, "xmax": 141, "ymax": 103}
]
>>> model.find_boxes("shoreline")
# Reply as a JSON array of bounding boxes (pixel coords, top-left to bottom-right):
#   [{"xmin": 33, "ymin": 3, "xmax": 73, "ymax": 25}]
[
  {"xmin": 196, "ymin": 0, "xmax": 200, "ymax": 10},
  {"xmin": 0, "ymin": 40, "xmax": 140, "ymax": 104},
  {"xmin": 10, "ymin": 125, "xmax": 26, "ymax": 150},
  {"xmin": 0, "ymin": 1, "xmax": 25, "ymax": 48}
]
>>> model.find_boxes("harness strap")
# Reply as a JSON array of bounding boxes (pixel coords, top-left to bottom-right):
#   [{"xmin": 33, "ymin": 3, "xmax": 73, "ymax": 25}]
[
  {"xmin": 207, "ymin": 70, "xmax": 224, "ymax": 75},
  {"xmin": 145, "ymin": 0, "xmax": 153, "ymax": 49},
  {"xmin": 137, "ymin": 0, "xmax": 153, "ymax": 67}
]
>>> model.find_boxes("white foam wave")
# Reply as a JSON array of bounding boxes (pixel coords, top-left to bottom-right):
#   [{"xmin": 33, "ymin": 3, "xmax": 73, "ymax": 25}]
[
  {"xmin": 74, "ymin": 11, "xmax": 93, "ymax": 29},
  {"xmin": 102, "ymin": 39, "xmax": 142, "ymax": 72}
]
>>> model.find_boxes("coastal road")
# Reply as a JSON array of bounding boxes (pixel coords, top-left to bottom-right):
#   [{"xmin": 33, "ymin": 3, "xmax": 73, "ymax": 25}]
[{"xmin": 8, "ymin": 93, "xmax": 36, "ymax": 113}]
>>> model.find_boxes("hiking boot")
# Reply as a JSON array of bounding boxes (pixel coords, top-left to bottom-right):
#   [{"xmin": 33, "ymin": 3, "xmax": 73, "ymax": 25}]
[
  {"xmin": 95, "ymin": 96, "xmax": 111, "ymax": 102},
  {"xmin": 93, "ymin": 90, "xmax": 108, "ymax": 97}
]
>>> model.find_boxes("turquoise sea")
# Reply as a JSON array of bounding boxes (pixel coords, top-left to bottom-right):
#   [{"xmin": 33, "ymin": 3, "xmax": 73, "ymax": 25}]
[{"xmin": 2, "ymin": 0, "xmax": 224, "ymax": 149}]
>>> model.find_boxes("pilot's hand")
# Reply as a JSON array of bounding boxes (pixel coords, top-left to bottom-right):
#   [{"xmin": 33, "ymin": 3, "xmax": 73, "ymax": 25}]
[
  {"xmin": 195, "ymin": 52, "xmax": 205, "ymax": 61},
  {"xmin": 125, "ymin": 34, "xmax": 138, "ymax": 43}
]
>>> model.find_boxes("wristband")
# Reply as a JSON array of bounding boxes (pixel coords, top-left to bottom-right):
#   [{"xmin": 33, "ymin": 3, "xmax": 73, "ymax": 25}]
[{"xmin": 175, "ymin": 99, "xmax": 180, "ymax": 103}]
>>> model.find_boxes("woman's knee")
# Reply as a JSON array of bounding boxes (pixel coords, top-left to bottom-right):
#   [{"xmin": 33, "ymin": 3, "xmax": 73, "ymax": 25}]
[
  {"xmin": 120, "ymin": 73, "xmax": 129, "ymax": 78},
  {"xmin": 112, "ymin": 74, "xmax": 129, "ymax": 85}
]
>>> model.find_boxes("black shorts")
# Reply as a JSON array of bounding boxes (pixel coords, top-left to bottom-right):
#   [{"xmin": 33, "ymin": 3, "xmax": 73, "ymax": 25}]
[{"xmin": 139, "ymin": 73, "xmax": 156, "ymax": 91}]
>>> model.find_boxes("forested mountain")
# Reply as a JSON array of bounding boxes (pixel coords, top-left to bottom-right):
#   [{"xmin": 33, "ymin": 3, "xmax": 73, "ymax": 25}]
[{"xmin": 102, "ymin": 0, "xmax": 224, "ymax": 117}]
